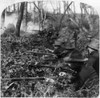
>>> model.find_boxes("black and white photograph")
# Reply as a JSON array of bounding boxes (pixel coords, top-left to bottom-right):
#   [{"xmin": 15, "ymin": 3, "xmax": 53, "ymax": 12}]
[{"xmin": 0, "ymin": 0, "xmax": 99, "ymax": 97}]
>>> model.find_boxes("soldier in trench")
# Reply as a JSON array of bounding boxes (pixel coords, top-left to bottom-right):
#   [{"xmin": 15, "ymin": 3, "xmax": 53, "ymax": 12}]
[
  {"xmin": 86, "ymin": 38, "xmax": 99, "ymax": 76},
  {"xmin": 53, "ymin": 42, "xmax": 75, "ymax": 59},
  {"xmin": 63, "ymin": 49, "xmax": 98, "ymax": 91}
]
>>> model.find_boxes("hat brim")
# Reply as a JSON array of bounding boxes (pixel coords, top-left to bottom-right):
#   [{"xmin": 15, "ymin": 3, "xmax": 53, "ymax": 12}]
[
  {"xmin": 64, "ymin": 57, "xmax": 88, "ymax": 62},
  {"xmin": 65, "ymin": 48, "xmax": 75, "ymax": 50},
  {"xmin": 88, "ymin": 39, "xmax": 99, "ymax": 51},
  {"xmin": 88, "ymin": 46, "xmax": 98, "ymax": 51},
  {"xmin": 54, "ymin": 45, "xmax": 61, "ymax": 46}
]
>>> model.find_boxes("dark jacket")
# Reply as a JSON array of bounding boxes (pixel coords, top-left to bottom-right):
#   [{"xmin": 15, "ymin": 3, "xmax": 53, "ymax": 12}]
[
  {"xmin": 87, "ymin": 51, "xmax": 99, "ymax": 76},
  {"xmin": 67, "ymin": 50, "xmax": 99, "ymax": 90},
  {"xmin": 72, "ymin": 64, "xmax": 98, "ymax": 90}
]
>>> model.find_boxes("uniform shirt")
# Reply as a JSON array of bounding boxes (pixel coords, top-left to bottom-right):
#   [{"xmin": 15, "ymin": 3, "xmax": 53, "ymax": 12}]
[
  {"xmin": 79, "ymin": 65, "xmax": 98, "ymax": 89},
  {"xmin": 79, "ymin": 65, "xmax": 98, "ymax": 83},
  {"xmin": 70, "ymin": 62, "xmax": 98, "ymax": 90},
  {"xmin": 87, "ymin": 51, "xmax": 99, "ymax": 75}
]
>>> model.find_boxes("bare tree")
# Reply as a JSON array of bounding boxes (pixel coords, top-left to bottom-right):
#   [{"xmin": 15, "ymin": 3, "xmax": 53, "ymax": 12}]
[
  {"xmin": 58, "ymin": 1, "xmax": 61, "ymax": 13},
  {"xmin": 80, "ymin": 3, "xmax": 93, "ymax": 32},
  {"xmin": 24, "ymin": 2, "xmax": 27, "ymax": 30},
  {"xmin": 15, "ymin": 2, "xmax": 25, "ymax": 37},
  {"xmin": 33, "ymin": 1, "xmax": 45, "ymax": 30},
  {"xmin": 7, "ymin": 6, "xmax": 10, "ymax": 12},
  {"xmin": 1, "ymin": 9, "xmax": 6, "ymax": 28},
  {"xmin": 17, "ymin": 3, "xmax": 20, "ymax": 14},
  {"xmin": 58, "ymin": 1, "xmax": 73, "ymax": 31},
  {"xmin": 13, "ymin": 4, "xmax": 16, "ymax": 11}
]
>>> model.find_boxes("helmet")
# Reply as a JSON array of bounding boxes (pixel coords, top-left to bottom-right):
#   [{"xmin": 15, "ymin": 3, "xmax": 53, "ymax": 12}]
[
  {"xmin": 88, "ymin": 39, "xmax": 99, "ymax": 51},
  {"xmin": 54, "ymin": 41, "xmax": 61, "ymax": 47},
  {"xmin": 63, "ymin": 49, "xmax": 88, "ymax": 62}
]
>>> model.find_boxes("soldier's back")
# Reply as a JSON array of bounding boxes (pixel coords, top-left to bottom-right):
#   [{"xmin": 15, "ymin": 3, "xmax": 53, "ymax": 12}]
[
  {"xmin": 87, "ymin": 51, "xmax": 99, "ymax": 75},
  {"xmin": 79, "ymin": 65, "xmax": 98, "ymax": 89}
]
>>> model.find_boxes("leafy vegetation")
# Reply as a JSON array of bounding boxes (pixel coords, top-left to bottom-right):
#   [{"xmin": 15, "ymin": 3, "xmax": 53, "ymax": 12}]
[
  {"xmin": 1, "ymin": 1, "xmax": 99, "ymax": 97},
  {"xmin": 1, "ymin": 27, "xmax": 99, "ymax": 97}
]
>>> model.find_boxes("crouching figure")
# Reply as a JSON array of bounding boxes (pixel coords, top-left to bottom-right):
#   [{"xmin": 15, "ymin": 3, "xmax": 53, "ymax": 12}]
[
  {"xmin": 63, "ymin": 49, "xmax": 98, "ymax": 91},
  {"xmin": 86, "ymin": 38, "xmax": 99, "ymax": 76}
]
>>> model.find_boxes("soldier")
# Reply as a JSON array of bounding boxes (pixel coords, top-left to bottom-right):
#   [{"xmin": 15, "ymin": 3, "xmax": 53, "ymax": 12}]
[
  {"xmin": 53, "ymin": 42, "xmax": 75, "ymax": 59},
  {"xmin": 63, "ymin": 49, "xmax": 98, "ymax": 90},
  {"xmin": 86, "ymin": 38, "xmax": 99, "ymax": 76}
]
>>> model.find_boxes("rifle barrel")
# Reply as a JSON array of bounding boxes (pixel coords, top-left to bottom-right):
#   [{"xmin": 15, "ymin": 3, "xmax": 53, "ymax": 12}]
[{"xmin": 1, "ymin": 77, "xmax": 45, "ymax": 81}]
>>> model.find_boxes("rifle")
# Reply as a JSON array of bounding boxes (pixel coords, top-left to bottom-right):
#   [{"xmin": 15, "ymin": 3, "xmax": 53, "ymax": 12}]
[
  {"xmin": 28, "ymin": 62, "xmax": 76, "ymax": 75},
  {"xmin": 1, "ymin": 77, "xmax": 46, "ymax": 81},
  {"xmin": 30, "ymin": 51, "xmax": 56, "ymax": 57}
]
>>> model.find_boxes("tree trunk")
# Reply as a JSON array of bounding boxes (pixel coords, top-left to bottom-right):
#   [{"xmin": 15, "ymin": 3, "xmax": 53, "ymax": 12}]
[
  {"xmin": 38, "ymin": 1, "xmax": 43, "ymax": 30},
  {"xmin": 15, "ymin": 2, "xmax": 25, "ymax": 37},
  {"xmin": 8, "ymin": 6, "xmax": 10, "ymax": 12},
  {"xmin": 17, "ymin": 3, "xmax": 20, "ymax": 14},
  {"xmin": 58, "ymin": 2, "xmax": 73, "ymax": 31},
  {"xmin": 30, "ymin": 3, "xmax": 31, "ymax": 10},
  {"xmin": 13, "ymin": 4, "xmax": 16, "ymax": 11},
  {"xmin": 1, "ymin": 9, "xmax": 6, "ymax": 28},
  {"xmin": 24, "ymin": 2, "xmax": 27, "ymax": 31},
  {"xmin": 59, "ymin": 1, "xmax": 61, "ymax": 13}
]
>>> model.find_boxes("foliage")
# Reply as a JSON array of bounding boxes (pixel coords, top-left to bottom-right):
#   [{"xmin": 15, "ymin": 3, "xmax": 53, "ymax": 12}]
[
  {"xmin": 1, "ymin": 28, "xmax": 99, "ymax": 97},
  {"xmin": 40, "ymin": 10, "xmax": 99, "ymax": 53},
  {"xmin": 1, "ymin": 2, "xmax": 99, "ymax": 96}
]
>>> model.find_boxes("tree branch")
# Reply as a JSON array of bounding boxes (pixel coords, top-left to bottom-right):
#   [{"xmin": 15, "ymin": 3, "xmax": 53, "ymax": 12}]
[
  {"xmin": 59, "ymin": 1, "xmax": 73, "ymax": 30},
  {"xmin": 33, "ymin": 2, "xmax": 40, "ymax": 12}
]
